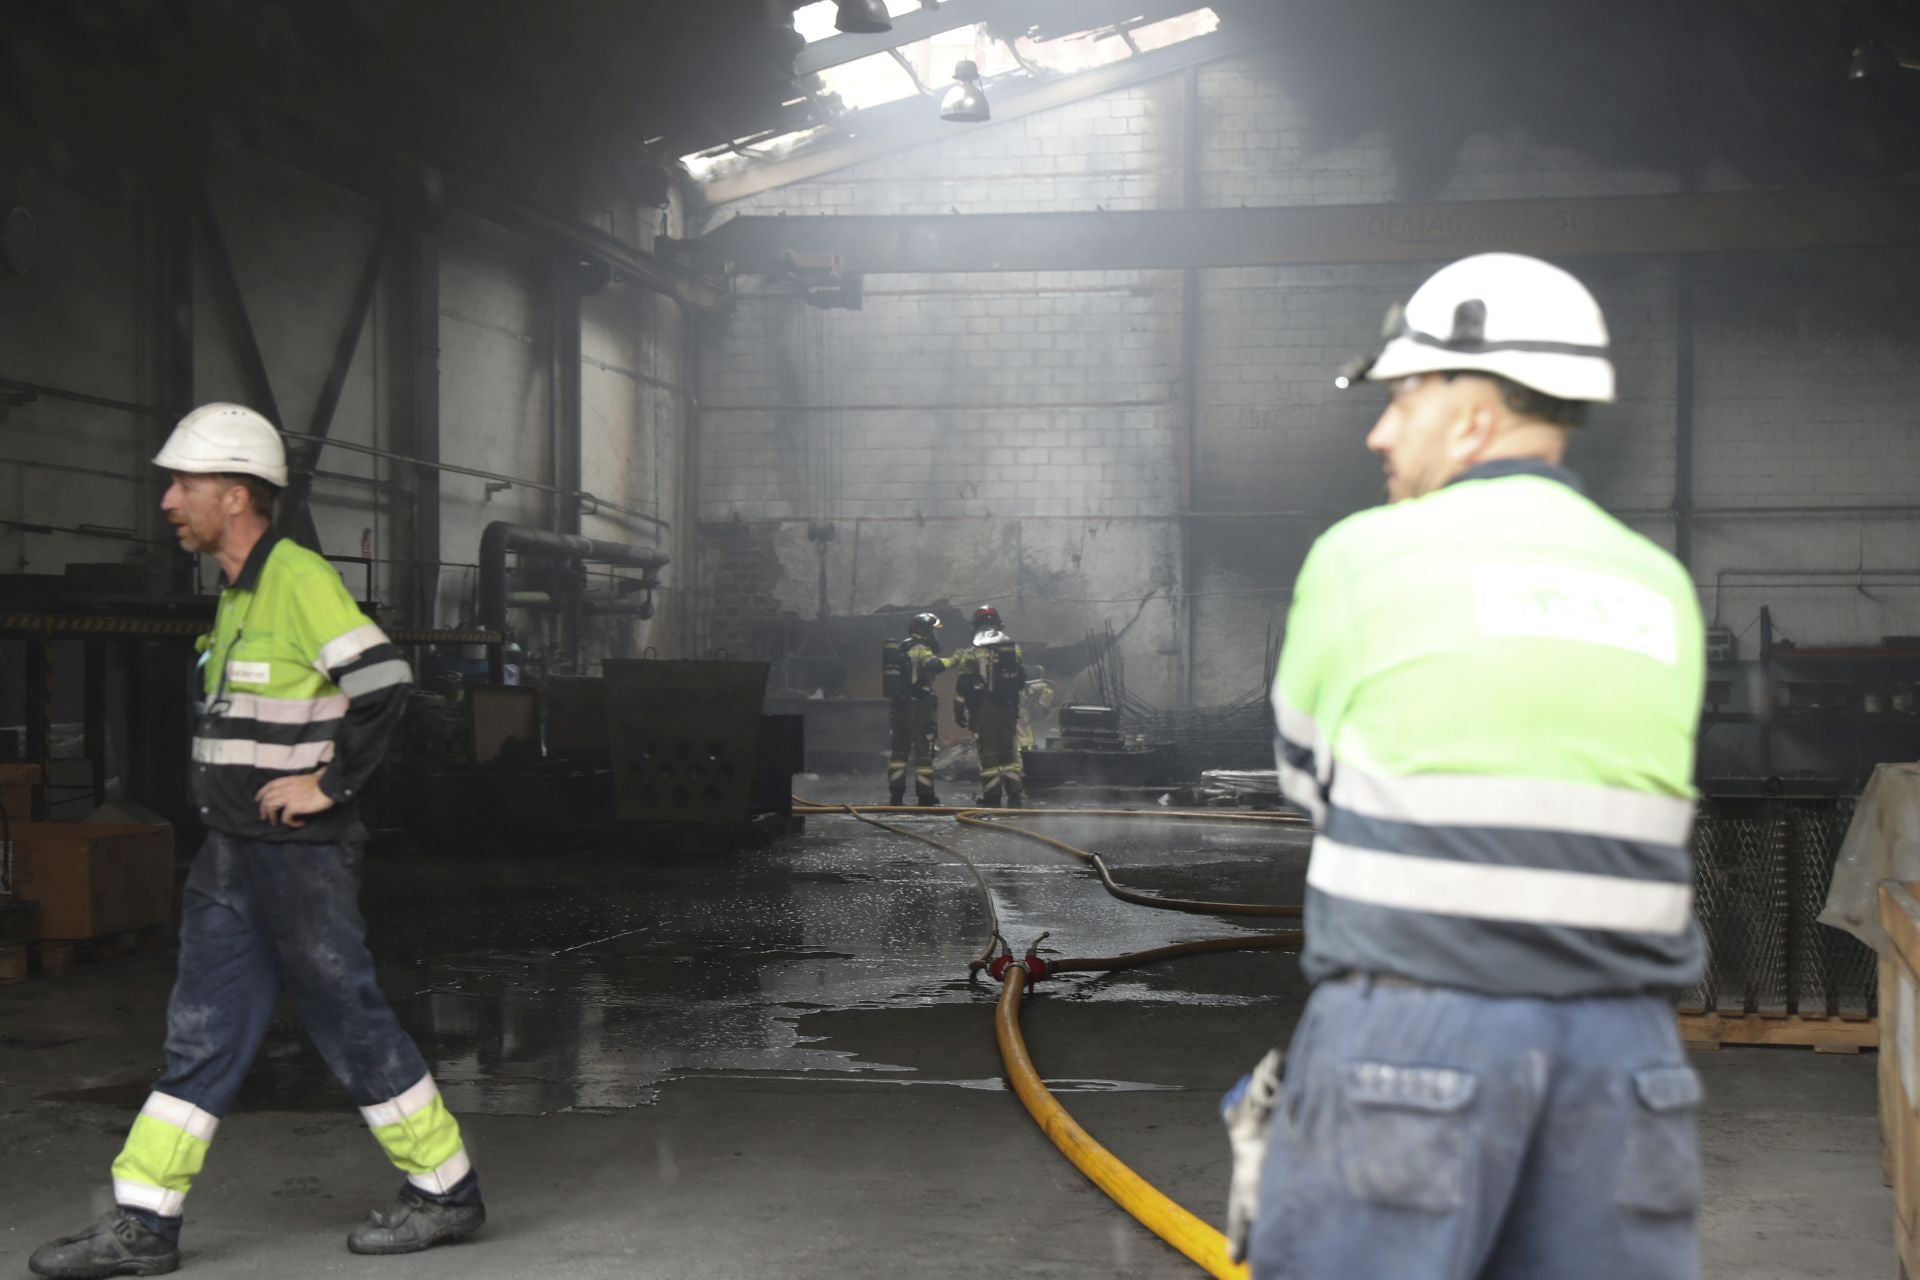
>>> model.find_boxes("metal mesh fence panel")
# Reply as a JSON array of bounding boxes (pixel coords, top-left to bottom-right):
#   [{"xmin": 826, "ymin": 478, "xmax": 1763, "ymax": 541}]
[{"xmin": 1685, "ymin": 793, "xmax": 1875, "ymax": 1019}]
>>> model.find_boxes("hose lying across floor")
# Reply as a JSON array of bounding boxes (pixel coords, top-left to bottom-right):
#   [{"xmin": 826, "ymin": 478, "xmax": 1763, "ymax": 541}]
[{"xmin": 794, "ymin": 798, "xmax": 1308, "ymax": 1280}]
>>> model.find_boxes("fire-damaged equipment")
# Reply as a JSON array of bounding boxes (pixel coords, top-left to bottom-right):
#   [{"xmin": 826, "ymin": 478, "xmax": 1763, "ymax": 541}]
[
  {"xmin": 605, "ymin": 659, "xmax": 798, "ymax": 826},
  {"xmin": 1023, "ymin": 703, "xmax": 1175, "ymax": 794}
]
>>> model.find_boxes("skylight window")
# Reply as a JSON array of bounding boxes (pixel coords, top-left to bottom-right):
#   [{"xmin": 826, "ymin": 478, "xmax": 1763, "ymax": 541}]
[
  {"xmin": 681, "ymin": 7, "xmax": 1223, "ymax": 181},
  {"xmin": 792, "ymin": 0, "xmax": 923, "ymax": 44}
]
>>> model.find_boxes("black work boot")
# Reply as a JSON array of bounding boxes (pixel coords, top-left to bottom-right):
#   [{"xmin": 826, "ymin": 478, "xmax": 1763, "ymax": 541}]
[
  {"xmin": 29, "ymin": 1209, "xmax": 180, "ymax": 1278},
  {"xmin": 346, "ymin": 1186, "xmax": 485, "ymax": 1255}
]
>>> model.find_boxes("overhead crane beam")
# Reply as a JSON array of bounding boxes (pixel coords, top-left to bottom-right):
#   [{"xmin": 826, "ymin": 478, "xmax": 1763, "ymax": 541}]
[{"xmin": 694, "ymin": 187, "xmax": 1920, "ymax": 275}]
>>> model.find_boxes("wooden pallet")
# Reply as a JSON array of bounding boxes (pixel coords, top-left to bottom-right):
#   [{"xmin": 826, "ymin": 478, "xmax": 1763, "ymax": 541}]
[
  {"xmin": 30, "ymin": 924, "xmax": 170, "ymax": 978},
  {"xmin": 1678, "ymin": 1011, "xmax": 1877, "ymax": 1053}
]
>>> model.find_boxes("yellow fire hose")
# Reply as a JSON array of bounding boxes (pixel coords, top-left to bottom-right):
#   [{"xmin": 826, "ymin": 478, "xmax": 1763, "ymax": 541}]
[
  {"xmin": 955, "ymin": 809, "xmax": 1304, "ymax": 918},
  {"xmin": 796, "ymin": 797, "xmax": 1298, "ymax": 1278},
  {"xmin": 997, "ymin": 963, "xmax": 1252, "ymax": 1280},
  {"xmin": 794, "ymin": 799, "xmax": 1309, "ymax": 917}
]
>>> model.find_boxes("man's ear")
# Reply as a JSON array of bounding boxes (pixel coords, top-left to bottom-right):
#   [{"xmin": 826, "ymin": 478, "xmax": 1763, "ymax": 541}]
[{"xmin": 1449, "ymin": 400, "xmax": 1500, "ymax": 463}]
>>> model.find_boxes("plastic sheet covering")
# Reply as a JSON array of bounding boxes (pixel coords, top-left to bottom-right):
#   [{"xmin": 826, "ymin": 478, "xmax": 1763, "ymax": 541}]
[{"xmin": 1819, "ymin": 761, "xmax": 1920, "ymax": 955}]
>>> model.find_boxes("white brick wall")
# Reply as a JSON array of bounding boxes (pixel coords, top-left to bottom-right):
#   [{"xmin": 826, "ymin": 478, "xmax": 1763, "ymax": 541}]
[
  {"xmin": 1686, "ymin": 248, "xmax": 1920, "ymax": 643},
  {"xmin": 1196, "ymin": 55, "xmax": 1682, "ymax": 209},
  {"xmin": 700, "ymin": 272, "xmax": 1182, "ymax": 524},
  {"xmin": 697, "ymin": 50, "xmax": 1920, "ymax": 690}
]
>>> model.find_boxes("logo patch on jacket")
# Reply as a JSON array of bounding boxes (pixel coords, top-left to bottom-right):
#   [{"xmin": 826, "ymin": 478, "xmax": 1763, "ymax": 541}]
[
  {"xmin": 228, "ymin": 660, "xmax": 272, "ymax": 685},
  {"xmin": 1471, "ymin": 563, "xmax": 1678, "ymax": 664}
]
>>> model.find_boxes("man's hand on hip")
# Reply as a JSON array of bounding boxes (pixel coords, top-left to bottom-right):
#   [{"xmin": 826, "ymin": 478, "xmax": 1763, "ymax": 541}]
[{"xmin": 256, "ymin": 770, "xmax": 336, "ymax": 828}]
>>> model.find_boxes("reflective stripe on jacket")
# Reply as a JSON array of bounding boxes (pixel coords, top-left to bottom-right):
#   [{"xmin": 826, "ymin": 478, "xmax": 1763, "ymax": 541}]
[
  {"xmin": 191, "ymin": 532, "xmax": 411, "ymax": 841},
  {"xmin": 1271, "ymin": 460, "xmax": 1706, "ymax": 997}
]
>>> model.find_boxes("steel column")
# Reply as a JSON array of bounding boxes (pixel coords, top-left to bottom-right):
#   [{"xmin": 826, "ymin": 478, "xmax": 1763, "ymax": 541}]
[
  {"xmin": 552, "ymin": 266, "xmax": 583, "ymax": 538},
  {"xmin": 1177, "ymin": 65, "xmax": 1200, "ymax": 712},
  {"xmin": 23, "ymin": 633, "xmax": 49, "ymax": 817},
  {"xmin": 278, "ymin": 212, "xmax": 398, "ymax": 550},
  {"xmin": 408, "ymin": 230, "xmax": 443, "ymax": 627},
  {"xmin": 160, "ymin": 174, "xmax": 196, "ymax": 595},
  {"xmin": 1674, "ymin": 256, "xmax": 1696, "ymax": 569},
  {"xmin": 83, "ymin": 641, "xmax": 106, "ymax": 809},
  {"xmin": 193, "ymin": 177, "xmax": 286, "ymax": 436},
  {"xmin": 550, "ymin": 264, "xmax": 584, "ymax": 664}
]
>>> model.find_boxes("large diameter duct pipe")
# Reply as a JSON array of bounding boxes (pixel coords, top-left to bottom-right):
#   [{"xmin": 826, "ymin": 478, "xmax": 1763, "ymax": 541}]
[{"xmin": 478, "ymin": 521, "xmax": 669, "ymax": 635}]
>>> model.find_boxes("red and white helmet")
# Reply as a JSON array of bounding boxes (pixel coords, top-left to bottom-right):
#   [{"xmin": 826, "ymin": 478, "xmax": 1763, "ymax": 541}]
[{"xmin": 971, "ymin": 605, "xmax": 1002, "ymax": 632}]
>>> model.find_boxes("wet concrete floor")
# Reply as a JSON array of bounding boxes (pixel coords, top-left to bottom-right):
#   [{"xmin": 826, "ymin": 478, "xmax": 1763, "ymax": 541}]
[{"xmin": 0, "ymin": 777, "xmax": 1892, "ymax": 1278}]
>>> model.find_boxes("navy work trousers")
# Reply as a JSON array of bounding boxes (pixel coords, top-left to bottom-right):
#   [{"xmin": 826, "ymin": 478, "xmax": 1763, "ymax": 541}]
[
  {"xmin": 1249, "ymin": 977, "xmax": 1701, "ymax": 1280},
  {"xmin": 159, "ymin": 833, "xmax": 431, "ymax": 1117}
]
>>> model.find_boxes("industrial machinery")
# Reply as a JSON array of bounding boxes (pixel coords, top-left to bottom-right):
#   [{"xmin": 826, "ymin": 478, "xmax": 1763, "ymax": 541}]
[{"xmin": 1022, "ymin": 704, "xmax": 1175, "ymax": 795}]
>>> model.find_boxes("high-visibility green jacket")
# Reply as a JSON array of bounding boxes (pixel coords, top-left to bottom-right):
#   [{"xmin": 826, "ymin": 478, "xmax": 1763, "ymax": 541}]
[
  {"xmin": 1271, "ymin": 460, "xmax": 1706, "ymax": 997},
  {"xmin": 191, "ymin": 532, "xmax": 411, "ymax": 842}
]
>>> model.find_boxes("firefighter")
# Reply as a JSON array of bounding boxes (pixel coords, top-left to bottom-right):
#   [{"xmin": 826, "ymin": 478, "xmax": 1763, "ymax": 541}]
[
  {"xmin": 956, "ymin": 606, "xmax": 1026, "ymax": 808},
  {"xmin": 1017, "ymin": 662, "xmax": 1057, "ymax": 752},
  {"xmin": 883, "ymin": 612, "xmax": 950, "ymax": 806}
]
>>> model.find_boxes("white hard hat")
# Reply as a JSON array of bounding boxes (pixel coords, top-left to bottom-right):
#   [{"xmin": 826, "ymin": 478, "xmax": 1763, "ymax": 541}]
[
  {"xmin": 152, "ymin": 403, "xmax": 289, "ymax": 487},
  {"xmin": 1335, "ymin": 253, "xmax": 1614, "ymax": 404}
]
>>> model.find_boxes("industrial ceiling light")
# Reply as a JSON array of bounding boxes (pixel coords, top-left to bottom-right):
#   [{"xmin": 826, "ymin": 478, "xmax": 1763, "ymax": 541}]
[
  {"xmin": 1848, "ymin": 40, "xmax": 1920, "ymax": 81},
  {"xmin": 1848, "ymin": 42, "xmax": 1892, "ymax": 80},
  {"xmin": 834, "ymin": 0, "xmax": 892, "ymax": 34},
  {"xmin": 940, "ymin": 60, "xmax": 990, "ymax": 123}
]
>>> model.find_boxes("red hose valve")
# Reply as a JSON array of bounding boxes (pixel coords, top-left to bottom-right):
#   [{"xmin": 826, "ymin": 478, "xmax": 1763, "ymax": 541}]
[{"xmin": 1021, "ymin": 931, "xmax": 1053, "ymax": 981}]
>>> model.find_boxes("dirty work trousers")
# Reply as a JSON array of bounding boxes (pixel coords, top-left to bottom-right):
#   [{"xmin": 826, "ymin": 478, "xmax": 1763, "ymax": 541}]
[
  {"xmin": 110, "ymin": 833, "xmax": 477, "ymax": 1233},
  {"xmin": 888, "ymin": 696, "xmax": 939, "ymax": 803},
  {"xmin": 970, "ymin": 703, "xmax": 1024, "ymax": 806},
  {"xmin": 1248, "ymin": 976, "xmax": 1700, "ymax": 1280}
]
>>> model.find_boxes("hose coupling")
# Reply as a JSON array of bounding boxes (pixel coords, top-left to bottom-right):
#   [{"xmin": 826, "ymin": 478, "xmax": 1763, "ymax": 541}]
[{"xmin": 987, "ymin": 932, "xmax": 1053, "ymax": 982}]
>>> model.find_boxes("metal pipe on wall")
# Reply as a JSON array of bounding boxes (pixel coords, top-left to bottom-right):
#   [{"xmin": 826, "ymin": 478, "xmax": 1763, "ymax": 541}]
[
  {"xmin": 476, "ymin": 521, "xmax": 670, "ymax": 637},
  {"xmin": 0, "ymin": 376, "xmax": 669, "ymax": 531}
]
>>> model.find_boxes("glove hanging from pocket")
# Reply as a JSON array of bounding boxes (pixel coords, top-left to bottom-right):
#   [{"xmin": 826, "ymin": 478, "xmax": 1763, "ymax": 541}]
[{"xmin": 1221, "ymin": 1047, "xmax": 1285, "ymax": 1265}]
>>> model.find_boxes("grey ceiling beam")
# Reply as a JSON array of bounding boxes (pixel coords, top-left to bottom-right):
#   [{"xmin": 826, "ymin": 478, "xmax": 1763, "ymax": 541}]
[
  {"xmin": 701, "ymin": 26, "xmax": 1247, "ymax": 208},
  {"xmin": 693, "ymin": 187, "xmax": 1920, "ymax": 275}
]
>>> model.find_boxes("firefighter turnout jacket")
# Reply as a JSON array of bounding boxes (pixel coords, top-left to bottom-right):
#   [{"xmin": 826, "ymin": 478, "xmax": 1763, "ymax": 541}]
[
  {"xmin": 191, "ymin": 531, "xmax": 411, "ymax": 841},
  {"xmin": 1271, "ymin": 460, "xmax": 1706, "ymax": 997}
]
